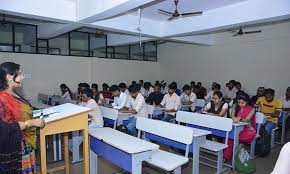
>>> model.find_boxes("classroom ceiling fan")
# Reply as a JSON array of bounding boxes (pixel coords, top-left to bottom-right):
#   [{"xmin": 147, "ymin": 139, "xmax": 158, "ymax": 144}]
[
  {"xmin": 229, "ymin": 27, "xmax": 262, "ymax": 37},
  {"xmin": 158, "ymin": 0, "xmax": 202, "ymax": 21}
]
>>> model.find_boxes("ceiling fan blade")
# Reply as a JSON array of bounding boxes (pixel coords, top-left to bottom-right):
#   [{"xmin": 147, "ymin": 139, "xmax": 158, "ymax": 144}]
[
  {"xmin": 168, "ymin": 16, "xmax": 176, "ymax": 21},
  {"xmin": 244, "ymin": 30, "xmax": 262, "ymax": 34},
  {"xmin": 158, "ymin": 9, "xmax": 173, "ymax": 15},
  {"xmin": 181, "ymin": 12, "xmax": 203, "ymax": 17}
]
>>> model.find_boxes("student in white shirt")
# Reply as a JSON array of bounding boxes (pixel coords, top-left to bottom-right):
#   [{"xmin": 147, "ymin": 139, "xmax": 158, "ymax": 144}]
[
  {"xmin": 121, "ymin": 84, "xmax": 147, "ymax": 136},
  {"xmin": 180, "ymin": 84, "xmax": 197, "ymax": 111},
  {"xmin": 282, "ymin": 87, "xmax": 290, "ymax": 109},
  {"xmin": 142, "ymin": 82, "xmax": 154, "ymax": 99},
  {"xmin": 109, "ymin": 85, "xmax": 128, "ymax": 110},
  {"xmin": 80, "ymin": 88, "xmax": 103, "ymax": 128},
  {"xmin": 158, "ymin": 83, "xmax": 181, "ymax": 122},
  {"xmin": 224, "ymin": 80, "xmax": 238, "ymax": 100},
  {"xmin": 119, "ymin": 82, "xmax": 129, "ymax": 96},
  {"xmin": 60, "ymin": 84, "xmax": 72, "ymax": 100},
  {"xmin": 160, "ymin": 81, "xmax": 168, "ymax": 94}
]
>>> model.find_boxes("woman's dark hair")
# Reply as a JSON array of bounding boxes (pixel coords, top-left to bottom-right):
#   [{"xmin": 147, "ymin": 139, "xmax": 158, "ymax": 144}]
[
  {"xmin": 109, "ymin": 85, "xmax": 120, "ymax": 92},
  {"xmin": 91, "ymin": 84, "xmax": 98, "ymax": 90},
  {"xmin": 0, "ymin": 62, "xmax": 20, "ymax": 90},
  {"xmin": 82, "ymin": 88, "xmax": 93, "ymax": 98},
  {"xmin": 213, "ymin": 91, "xmax": 223, "ymax": 98},
  {"xmin": 235, "ymin": 93, "xmax": 252, "ymax": 116},
  {"xmin": 60, "ymin": 83, "xmax": 72, "ymax": 99}
]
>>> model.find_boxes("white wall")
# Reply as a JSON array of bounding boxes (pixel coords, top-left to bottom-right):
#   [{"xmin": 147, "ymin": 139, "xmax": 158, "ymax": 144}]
[
  {"xmin": 158, "ymin": 22, "xmax": 290, "ymax": 97},
  {"xmin": 0, "ymin": 52, "xmax": 160, "ymax": 103}
]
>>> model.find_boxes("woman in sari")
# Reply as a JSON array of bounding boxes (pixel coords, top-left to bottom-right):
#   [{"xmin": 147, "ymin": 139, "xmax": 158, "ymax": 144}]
[{"xmin": 0, "ymin": 62, "xmax": 44, "ymax": 174}]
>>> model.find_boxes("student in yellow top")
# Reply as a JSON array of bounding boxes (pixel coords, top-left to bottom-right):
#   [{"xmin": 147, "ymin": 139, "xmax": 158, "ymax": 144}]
[{"xmin": 256, "ymin": 88, "xmax": 282, "ymax": 134}]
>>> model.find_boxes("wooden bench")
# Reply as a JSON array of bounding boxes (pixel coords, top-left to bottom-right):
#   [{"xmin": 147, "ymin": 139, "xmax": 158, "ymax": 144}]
[
  {"xmin": 136, "ymin": 117, "xmax": 194, "ymax": 174},
  {"xmin": 176, "ymin": 111, "xmax": 233, "ymax": 174}
]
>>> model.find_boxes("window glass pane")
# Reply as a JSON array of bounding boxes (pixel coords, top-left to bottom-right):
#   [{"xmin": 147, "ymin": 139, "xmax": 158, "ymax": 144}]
[
  {"xmin": 14, "ymin": 24, "xmax": 36, "ymax": 53},
  {"xmin": 0, "ymin": 22, "xmax": 13, "ymax": 52},
  {"xmin": 90, "ymin": 34, "xmax": 106, "ymax": 57},
  {"xmin": 130, "ymin": 43, "xmax": 144, "ymax": 60},
  {"xmin": 48, "ymin": 34, "xmax": 69, "ymax": 55},
  {"xmin": 114, "ymin": 45, "xmax": 129, "ymax": 59},
  {"xmin": 38, "ymin": 39, "xmax": 48, "ymax": 54},
  {"xmin": 70, "ymin": 31, "xmax": 89, "ymax": 56},
  {"xmin": 144, "ymin": 41, "xmax": 157, "ymax": 61},
  {"xmin": 106, "ymin": 47, "xmax": 113, "ymax": 58}
]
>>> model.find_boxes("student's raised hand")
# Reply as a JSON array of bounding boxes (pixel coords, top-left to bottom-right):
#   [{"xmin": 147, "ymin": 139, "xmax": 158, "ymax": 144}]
[{"xmin": 31, "ymin": 118, "xmax": 45, "ymax": 128}]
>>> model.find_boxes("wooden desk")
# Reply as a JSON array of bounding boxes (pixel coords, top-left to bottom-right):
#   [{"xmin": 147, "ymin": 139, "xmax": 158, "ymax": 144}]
[{"xmin": 39, "ymin": 103, "xmax": 91, "ymax": 174}]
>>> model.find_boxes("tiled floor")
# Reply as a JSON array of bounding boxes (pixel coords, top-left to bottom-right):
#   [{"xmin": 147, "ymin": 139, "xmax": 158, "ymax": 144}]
[{"xmin": 41, "ymin": 129, "xmax": 289, "ymax": 174}]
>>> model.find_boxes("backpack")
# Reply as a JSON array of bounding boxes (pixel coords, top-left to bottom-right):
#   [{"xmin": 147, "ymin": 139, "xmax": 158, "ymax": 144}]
[
  {"xmin": 255, "ymin": 124, "xmax": 271, "ymax": 157},
  {"xmin": 235, "ymin": 144, "xmax": 256, "ymax": 174},
  {"xmin": 116, "ymin": 125, "xmax": 130, "ymax": 135}
]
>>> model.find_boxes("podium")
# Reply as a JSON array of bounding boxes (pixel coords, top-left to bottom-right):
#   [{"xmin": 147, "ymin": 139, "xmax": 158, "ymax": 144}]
[{"xmin": 39, "ymin": 103, "xmax": 91, "ymax": 174}]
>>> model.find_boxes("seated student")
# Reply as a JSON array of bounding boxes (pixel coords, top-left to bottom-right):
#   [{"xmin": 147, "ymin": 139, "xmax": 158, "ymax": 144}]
[
  {"xmin": 101, "ymin": 83, "xmax": 113, "ymax": 100},
  {"xmin": 60, "ymin": 84, "xmax": 72, "ymax": 100},
  {"xmin": 145, "ymin": 84, "xmax": 164, "ymax": 105},
  {"xmin": 160, "ymin": 80, "xmax": 168, "ymax": 94},
  {"xmin": 251, "ymin": 87, "xmax": 265, "ymax": 104},
  {"xmin": 91, "ymin": 84, "xmax": 105, "ymax": 105},
  {"xmin": 193, "ymin": 85, "xmax": 206, "ymax": 99},
  {"xmin": 158, "ymin": 83, "xmax": 181, "ymax": 122},
  {"xmin": 119, "ymin": 82, "xmax": 129, "ymax": 96},
  {"xmin": 282, "ymin": 87, "xmax": 290, "ymax": 110},
  {"xmin": 197, "ymin": 82, "xmax": 207, "ymax": 97},
  {"xmin": 171, "ymin": 82, "xmax": 181, "ymax": 96},
  {"xmin": 224, "ymin": 93, "xmax": 256, "ymax": 161},
  {"xmin": 271, "ymin": 142, "xmax": 290, "ymax": 174},
  {"xmin": 121, "ymin": 84, "xmax": 147, "ymax": 136},
  {"xmin": 155, "ymin": 80, "xmax": 160, "ymax": 86},
  {"xmin": 80, "ymin": 88, "xmax": 103, "ymax": 128},
  {"xmin": 180, "ymin": 84, "xmax": 197, "ymax": 111},
  {"xmin": 190, "ymin": 81, "xmax": 196, "ymax": 91},
  {"xmin": 142, "ymin": 82, "xmax": 154, "ymax": 99},
  {"xmin": 109, "ymin": 85, "xmax": 128, "ymax": 110},
  {"xmin": 139, "ymin": 80, "xmax": 145, "ymax": 95},
  {"xmin": 224, "ymin": 80, "xmax": 238, "ymax": 100},
  {"xmin": 205, "ymin": 82, "xmax": 220, "ymax": 102},
  {"xmin": 77, "ymin": 83, "xmax": 90, "ymax": 103},
  {"xmin": 204, "ymin": 91, "xmax": 228, "ymax": 117},
  {"xmin": 256, "ymin": 88, "xmax": 282, "ymax": 134}
]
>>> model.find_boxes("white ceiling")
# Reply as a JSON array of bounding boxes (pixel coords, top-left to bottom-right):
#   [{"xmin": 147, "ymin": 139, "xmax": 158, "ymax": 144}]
[{"xmin": 137, "ymin": 0, "xmax": 248, "ymax": 21}]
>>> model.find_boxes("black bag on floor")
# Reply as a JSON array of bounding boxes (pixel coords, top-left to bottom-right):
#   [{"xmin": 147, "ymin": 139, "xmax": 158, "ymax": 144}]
[
  {"xmin": 255, "ymin": 125, "xmax": 271, "ymax": 157},
  {"xmin": 117, "ymin": 125, "xmax": 130, "ymax": 134}
]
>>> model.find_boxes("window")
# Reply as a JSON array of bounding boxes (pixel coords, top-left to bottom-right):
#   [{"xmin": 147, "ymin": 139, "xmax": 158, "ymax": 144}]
[
  {"xmin": 70, "ymin": 31, "xmax": 89, "ymax": 56},
  {"xmin": 14, "ymin": 24, "xmax": 37, "ymax": 53},
  {"xmin": 114, "ymin": 45, "xmax": 129, "ymax": 59},
  {"xmin": 0, "ymin": 22, "xmax": 13, "ymax": 52},
  {"xmin": 90, "ymin": 34, "xmax": 106, "ymax": 58},
  {"xmin": 48, "ymin": 34, "xmax": 69, "ymax": 55},
  {"xmin": 144, "ymin": 41, "xmax": 157, "ymax": 61},
  {"xmin": 38, "ymin": 39, "xmax": 48, "ymax": 54},
  {"xmin": 130, "ymin": 43, "xmax": 144, "ymax": 60}
]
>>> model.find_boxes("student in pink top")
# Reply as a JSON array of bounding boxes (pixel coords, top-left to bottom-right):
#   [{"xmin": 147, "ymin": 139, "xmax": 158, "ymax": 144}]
[{"xmin": 224, "ymin": 93, "xmax": 256, "ymax": 161}]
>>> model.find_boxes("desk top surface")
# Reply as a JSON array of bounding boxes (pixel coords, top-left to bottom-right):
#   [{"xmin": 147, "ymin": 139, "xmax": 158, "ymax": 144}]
[
  {"xmin": 41, "ymin": 103, "xmax": 92, "ymax": 123},
  {"xmin": 89, "ymin": 127, "xmax": 159, "ymax": 154}
]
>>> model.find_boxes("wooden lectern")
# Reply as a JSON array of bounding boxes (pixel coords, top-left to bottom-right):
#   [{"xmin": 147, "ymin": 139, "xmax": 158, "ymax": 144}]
[{"xmin": 39, "ymin": 103, "xmax": 91, "ymax": 174}]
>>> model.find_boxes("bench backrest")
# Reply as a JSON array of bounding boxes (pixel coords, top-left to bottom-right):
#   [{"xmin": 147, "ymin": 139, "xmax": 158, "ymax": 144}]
[
  {"xmin": 100, "ymin": 106, "xmax": 118, "ymax": 129},
  {"xmin": 176, "ymin": 111, "xmax": 233, "ymax": 144}
]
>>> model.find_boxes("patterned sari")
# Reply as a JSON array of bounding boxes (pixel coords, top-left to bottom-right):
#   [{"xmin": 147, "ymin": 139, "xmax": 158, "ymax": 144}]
[{"xmin": 0, "ymin": 90, "xmax": 37, "ymax": 174}]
